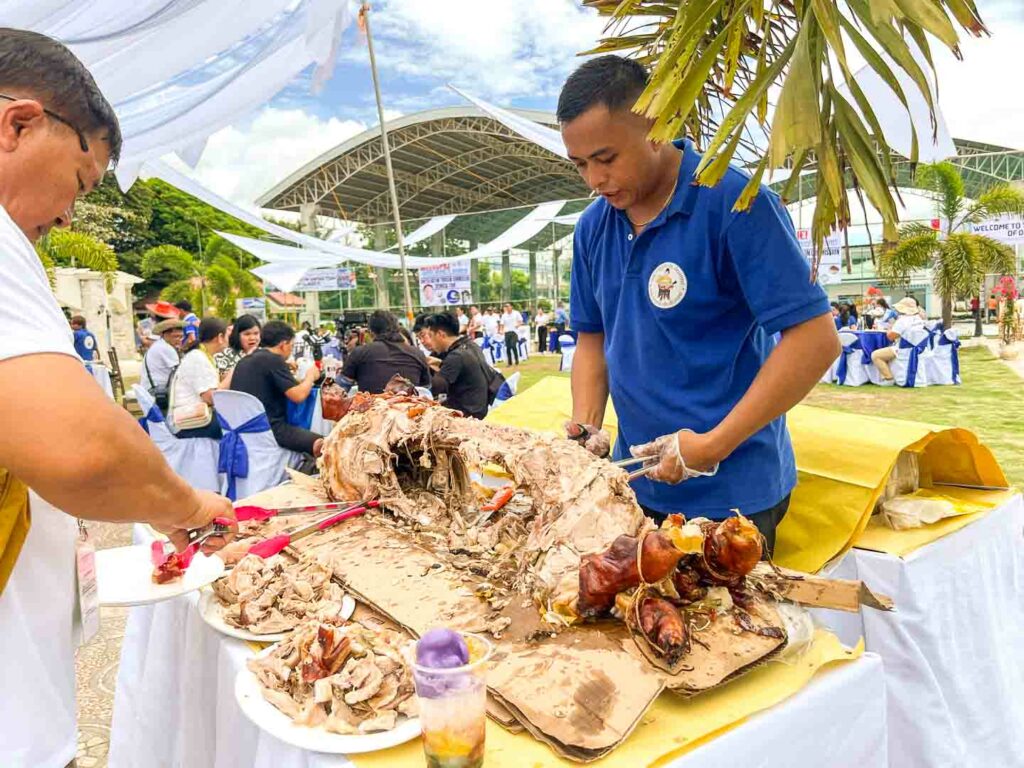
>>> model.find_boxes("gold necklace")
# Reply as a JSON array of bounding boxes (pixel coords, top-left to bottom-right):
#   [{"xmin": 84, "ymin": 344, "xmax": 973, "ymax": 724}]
[{"xmin": 628, "ymin": 175, "xmax": 679, "ymax": 230}]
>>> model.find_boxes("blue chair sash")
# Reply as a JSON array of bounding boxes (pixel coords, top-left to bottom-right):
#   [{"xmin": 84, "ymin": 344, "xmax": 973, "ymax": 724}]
[
  {"xmin": 495, "ymin": 380, "xmax": 514, "ymax": 401},
  {"xmin": 898, "ymin": 337, "xmax": 930, "ymax": 387},
  {"xmin": 216, "ymin": 412, "xmax": 272, "ymax": 500},
  {"xmin": 138, "ymin": 404, "xmax": 164, "ymax": 434},
  {"xmin": 938, "ymin": 335, "xmax": 961, "ymax": 383},
  {"xmin": 836, "ymin": 337, "xmax": 864, "ymax": 385}
]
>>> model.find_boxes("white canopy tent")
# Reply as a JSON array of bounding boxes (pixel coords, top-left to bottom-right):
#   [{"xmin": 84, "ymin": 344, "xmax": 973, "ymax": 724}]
[{"xmin": 3, "ymin": 0, "xmax": 355, "ymax": 182}]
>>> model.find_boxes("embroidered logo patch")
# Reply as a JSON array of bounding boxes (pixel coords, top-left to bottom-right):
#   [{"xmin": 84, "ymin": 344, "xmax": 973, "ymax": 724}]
[{"xmin": 648, "ymin": 262, "xmax": 687, "ymax": 309}]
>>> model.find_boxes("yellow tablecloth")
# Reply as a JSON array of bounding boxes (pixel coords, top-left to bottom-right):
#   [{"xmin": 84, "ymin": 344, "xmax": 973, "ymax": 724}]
[
  {"xmin": 486, "ymin": 377, "xmax": 1009, "ymax": 573},
  {"xmin": 352, "ymin": 630, "xmax": 861, "ymax": 768}
]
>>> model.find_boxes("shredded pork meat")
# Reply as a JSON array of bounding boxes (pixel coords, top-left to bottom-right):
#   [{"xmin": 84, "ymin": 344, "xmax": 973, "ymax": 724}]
[
  {"xmin": 212, "ymin": 554, "xmax": 351, "ymax": 635},
  {"xmin": 247, "ymin": 620, "xmax": 417, "ymax": 733}
]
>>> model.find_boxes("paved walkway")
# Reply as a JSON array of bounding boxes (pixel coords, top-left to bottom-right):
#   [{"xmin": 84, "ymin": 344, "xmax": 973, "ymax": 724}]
[{"xmin": 75, "ymin": 521, "xmax": 133, "ymax": 768}]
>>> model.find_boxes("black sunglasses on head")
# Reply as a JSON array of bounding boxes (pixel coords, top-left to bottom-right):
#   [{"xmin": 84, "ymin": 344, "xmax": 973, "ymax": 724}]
[{"xmin": 0, "ymin": 93, "xmax": 89, "ymax": 152}]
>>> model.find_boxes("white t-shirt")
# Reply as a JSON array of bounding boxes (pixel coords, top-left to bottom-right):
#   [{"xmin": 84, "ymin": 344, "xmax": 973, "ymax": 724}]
[
  {"xmin": 482, "ymin": 313, "xmax": 499, "ymax": 337},
  {"xmin": 891, "ymin": 314, "xmax": 924, "ymax": 339},
  {"xmin": 457, "ymin": 313, "xmax": 469, "ymax": 332},
  {"xmin": 499, "ymin": 311, "xmax": 521, "ymax": 334},
  {"xmin": 536, "ymin": 311, "xmax": 550, "ymax": 327},
  {"xmin": 0, "ymin": 205, "xmax": 80, "ymax": 767},
  {"xmin": 170, "ymin": 348, "xmax": 218, "ymax": 429},
  {"xmin": 143, "ymin": 337, "xmax": 179, "ymax": 391}
]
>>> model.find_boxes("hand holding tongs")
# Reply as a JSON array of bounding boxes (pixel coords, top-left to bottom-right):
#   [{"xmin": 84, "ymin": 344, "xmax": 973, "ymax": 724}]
[{"xmin": 610, "ymin": 455, "xmax": 720, "ymax": 482}]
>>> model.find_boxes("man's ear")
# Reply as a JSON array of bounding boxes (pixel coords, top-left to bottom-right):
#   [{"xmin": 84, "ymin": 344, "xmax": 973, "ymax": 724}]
[{"xmin": 0, "ymin": 99, "xmax": 46, "ymax": 152}]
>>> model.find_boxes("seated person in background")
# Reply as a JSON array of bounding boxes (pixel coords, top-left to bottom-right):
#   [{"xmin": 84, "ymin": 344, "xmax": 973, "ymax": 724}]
[
  {"xmin": 69, "ymin": 315, "xmax": 98, "ymax": 362},
  {"xmin": 342, "ymin": 310, "xmax": 432, "ymax": 394},
  {"xmin": 871, "ymin": 297, "xmax": 925, "ymax": 383},
  {"xmin": 216, "ymin": 314, "xmax": 261, "ymax": 379},
  {"xmin": 170, "ymin": 317, "xmax": 229, "ymax": 439},
  {"xmin": 230, "ymin": 321, "xmax": 324, "ymax": 457},
  {"xmin": 423, "ymin": 312, "xmax": 490, "ymax": 420},
  {"xmin": 143, "ymin": 319, "xmax": 184, "ymax": 403}
]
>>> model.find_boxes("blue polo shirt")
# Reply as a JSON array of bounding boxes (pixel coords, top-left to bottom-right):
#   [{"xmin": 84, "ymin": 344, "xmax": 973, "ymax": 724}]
[
  {"xmin": 570, "ymin": 140, "xmax": 829, "ymax": 518},
  {"xmin": 73, "ymin": 328, "xmax": 98, "ymax": 361}
]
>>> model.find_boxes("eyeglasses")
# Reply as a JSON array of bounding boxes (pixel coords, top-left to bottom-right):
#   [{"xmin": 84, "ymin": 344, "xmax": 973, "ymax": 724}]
[{"xmin": 0, "ymin": 93, "xmax": 89, "ymax": 153}]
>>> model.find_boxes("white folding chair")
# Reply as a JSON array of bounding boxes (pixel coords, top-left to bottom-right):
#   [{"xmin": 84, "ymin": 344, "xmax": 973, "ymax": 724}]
[
  {"xmin": 836, "ymin": 331, "xmax": 870, "ymax": 386},
  {"xmin": 925, "ymin": 328, "xmax": 961, "ymax": 385},
  {"xmin": 212, "ymin": 390, "xmax": 303, "ymax": 500},
  {"xmin": 516, "ymin": 327, "xmax": 530, "ymax": 361},
  {"xmin": 133, "ymin": 385, "xmax": 220, "ymax": 491},
  {"xmin": 890, "ymin": 326, "xmax": 932, "ymax": 388},
  {"xmin": 558, "ymin": 335, "xmax": 577, "ymax": 372}
]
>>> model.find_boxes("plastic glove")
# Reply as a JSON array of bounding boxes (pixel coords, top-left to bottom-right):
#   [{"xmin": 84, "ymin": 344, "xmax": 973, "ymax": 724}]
[
  {"xmin": 630, "ymin": 430, "xmax": 719, "ymax": 485},
  {"xmin": 565, "ymin": 421, "xmax": 611, "ymax": 458}
]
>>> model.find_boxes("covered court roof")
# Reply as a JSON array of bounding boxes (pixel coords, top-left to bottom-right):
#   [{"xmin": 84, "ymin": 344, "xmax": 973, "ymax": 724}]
[{"xmin": 257, "ymin": 105, "xmax": 591, "ymax": 248}]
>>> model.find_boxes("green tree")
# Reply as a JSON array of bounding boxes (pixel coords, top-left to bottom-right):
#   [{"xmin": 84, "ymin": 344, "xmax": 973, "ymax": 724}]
[
  {"xmin": 35, "ymin": 229, "xmax": 118, "ymax": 288},
  {"xmin": 587, "ymin": 0, "xmax": 993, "ymax": 253},
  {"xmin": 141, "ymin": 243, "xmax": 260, "ymax": 318},
  {"xmin": 879, "ymin": 162, "xmax": 1024, "ymax": 327}
]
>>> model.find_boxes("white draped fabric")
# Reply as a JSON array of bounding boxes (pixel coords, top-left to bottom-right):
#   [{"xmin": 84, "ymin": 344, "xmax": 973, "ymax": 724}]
[
  {"xmin": 815, "ymin": 494, "xmax": 1024, "ymax": 768},
  {"xmin": 386, "ymin": 214, "xmax": 457, "ymax": 250},
  {"xmin": 450, "ymin": 85, "xmax": 568, "ymax": 160},
  {"xmin": 220, "ymin": 200, "xmax": 569, "ymax": 291},
  {"xmin": 2, "ymin": 0, "xmax": 355, "ymax": 180}
]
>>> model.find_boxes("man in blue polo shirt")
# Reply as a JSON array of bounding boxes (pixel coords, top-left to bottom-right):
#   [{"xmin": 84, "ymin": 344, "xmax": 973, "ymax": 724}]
[
  {"xmin": 559, "ymin": 56, "xmax": 840, "ymax": 553},
  {"xmin": 69, "ymin": 314, "xmax": 98, "ymax": 362}
]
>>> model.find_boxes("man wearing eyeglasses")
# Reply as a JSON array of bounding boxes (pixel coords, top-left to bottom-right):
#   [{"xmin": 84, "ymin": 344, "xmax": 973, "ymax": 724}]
[{"xmin": 0, "ymin": 29, "xmax": 235, "ymax": 768}]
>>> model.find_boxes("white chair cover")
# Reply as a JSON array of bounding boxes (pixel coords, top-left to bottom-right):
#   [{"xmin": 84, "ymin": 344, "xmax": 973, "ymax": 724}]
[
  {"xmin": 837, "ymin": 331, "xmax": 871, "ymax": 387},
  {"xmin": 415, "ymin": 387, "xmax": 433, "ymax": 400},
  {"xmin": 492, "ymin": 371, "xmax": 520, "ymax": 409},
  {"xmin": 820, "ymin": 354, "xmax": 839, "ymax": 384},
  {"xmin": 924, "ymin": 329, "xmax": 961, "ymax": 386},
  {"xmin": 890, "ymin": 326, "xmax": 932, "ymax": 388},
  {"xmin": 133, "ymin": 385, "xmax": 220, "ymax": 491},
  {"xmin": 212, "ymin": 390, "xmax": 301, "ymax": 500},
  {"xmin": 516, "ymin": 327, "xmax": 530, "ymax": 360},
  {"xmin": 559, "ymin": 334, "xmax": 577, "ymax": 373}
]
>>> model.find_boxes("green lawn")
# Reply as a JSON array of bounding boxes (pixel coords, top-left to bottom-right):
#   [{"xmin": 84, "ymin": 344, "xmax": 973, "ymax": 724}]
[{"xmin": 509, "ymin": 347, "xmax": 1023, "ymax": 486}]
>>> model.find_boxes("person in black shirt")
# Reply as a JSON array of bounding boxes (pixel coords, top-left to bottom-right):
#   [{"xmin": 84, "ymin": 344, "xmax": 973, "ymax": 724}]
[
  {"xmin": 342, "ymin": 310, "xmax": 432, "ymax": 394},
  {"xmin": 229, "ymin": 321, "xmax": 324, "ymax": 456},
  {"xmin": 424, "ymin": 312, "xmax": 490, "ymax": 420}
]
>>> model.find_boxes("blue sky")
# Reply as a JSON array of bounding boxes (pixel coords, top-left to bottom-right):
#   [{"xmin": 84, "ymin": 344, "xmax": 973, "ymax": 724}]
[{"xmin": 190, "ymin": 0, "xmax": 1024, "ymax": 213}]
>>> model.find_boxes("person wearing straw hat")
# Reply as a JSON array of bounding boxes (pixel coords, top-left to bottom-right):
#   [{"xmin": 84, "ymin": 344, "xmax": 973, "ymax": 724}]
[
  {"xmin": 871, "ymin": 296, "xmax": 925, "ymax": 383},
  {"xmin": 143, "ymin": 317, "xmax": 185, "ymax": 405},
  {"xmin": 0, "ymin": 30, "xmax": 234, "ymax": 768}
]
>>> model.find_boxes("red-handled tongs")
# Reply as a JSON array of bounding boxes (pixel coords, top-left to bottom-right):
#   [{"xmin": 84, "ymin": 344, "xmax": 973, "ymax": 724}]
[
  {"xmin": 233, "ymin": 500, "xmax": 365, "ymax": 523},
  {"xmin": 247, "ymin": 500, "xmax": 379, "ymax": 559}
]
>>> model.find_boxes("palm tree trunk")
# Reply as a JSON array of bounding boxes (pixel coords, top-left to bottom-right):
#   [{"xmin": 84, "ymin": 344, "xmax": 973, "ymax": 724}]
[{"xmin": 941, "ymin": 290, "xmax": 953, "ymax": 329}]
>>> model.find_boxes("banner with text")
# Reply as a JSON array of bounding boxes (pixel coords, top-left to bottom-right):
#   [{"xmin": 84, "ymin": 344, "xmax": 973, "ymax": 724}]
[
  {"xmin": 971, "ymin": 215, "xmax": 1024, "ymax": 245},
  {"xmin": 797, "ymin": 228, "xmax": 843, "ymax": 285},
  {"xmin": 418, "ymin": 262, "xmax": 472, "ymax": 306},
  {"xmin": 292, "ymin": 267, "xmax": 357, "ymax": 292}
]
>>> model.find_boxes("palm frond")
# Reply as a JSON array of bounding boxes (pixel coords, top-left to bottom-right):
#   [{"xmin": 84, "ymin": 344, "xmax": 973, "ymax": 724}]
[
  {"xmin": 962, "ymin": 184, "xmax": 1024, "ymax": 226},
  {"xmin": 141, "ymin": 244, "xmax": 196, "ymax": 280},
  {"xmin": 586, "ymin": 1, "xmax": 991, "ymax": 253},
  {"xmin": 37, "ymin": 230, "xmax": 119, "ymax": 289},
  {"xmin": 878, "ymin": 230, "xmax": 938, "ymax": 287},
  {"xmin": 916, "ymin": 162, "xmax": 964, "ymax": 226},
  {"xmin": 204, "ymin": 264, "xmax": 235, "ymax": 302},
  {"xmin": 932, "ymin": 233, "xmax": 982, "ymax": 299},
  {"xmin": 970, "ymin": 234, "xmax": 1017, "ymax": 276}
]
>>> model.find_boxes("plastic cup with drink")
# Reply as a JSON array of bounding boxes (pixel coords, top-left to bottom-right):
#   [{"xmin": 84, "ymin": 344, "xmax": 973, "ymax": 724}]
[{"xmin": 411, "ymin": 627, "xmax": 493, "ymax": 768}]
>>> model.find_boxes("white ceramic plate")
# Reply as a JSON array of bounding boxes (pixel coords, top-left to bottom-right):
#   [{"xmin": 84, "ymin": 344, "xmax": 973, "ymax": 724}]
[
  {"xmin": 198, "ymin": 588, "xmax": 355, "ymax": 644},
  {"xmin": 235, "ymin": 644, "xmax": 421, "ymax": 754},
  {"xmin": 95, "ymin": 545, "xmax": 225, "ymax": 607}
]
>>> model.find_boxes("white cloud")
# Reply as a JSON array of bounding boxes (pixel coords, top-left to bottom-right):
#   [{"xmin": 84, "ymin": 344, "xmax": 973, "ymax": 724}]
[
  {"xmin": 184, "ymin": 107, "xmax": 367, "ymax": 206},
  {"xmin": 351, "ymin": 0, "xmax": 606, "ymax": 101}
]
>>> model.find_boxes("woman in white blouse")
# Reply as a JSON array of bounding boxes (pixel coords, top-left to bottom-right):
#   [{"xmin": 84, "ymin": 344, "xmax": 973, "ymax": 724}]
[{"xmin": 170, "ymin": 317, "xmax": 230, "ymax": 438}]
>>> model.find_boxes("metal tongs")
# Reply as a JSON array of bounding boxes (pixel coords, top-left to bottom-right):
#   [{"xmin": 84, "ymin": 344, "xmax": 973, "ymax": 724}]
[{"xmin": 611, "ymin": 454, "xmax": 720, "ymax": 482}]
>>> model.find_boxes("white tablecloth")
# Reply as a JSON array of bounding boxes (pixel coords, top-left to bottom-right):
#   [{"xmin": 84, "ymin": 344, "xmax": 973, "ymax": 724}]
[
  {"xmin": 88, "ymin": 362, "xmax": 114, "ymax": 399},
  {"xmin": 816, "ymin": 494, "xmax": 1024, "ymax": 768},
  {"xmin": 110, "ymin": 532, "xmax": 887, "ymax": 767}
]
